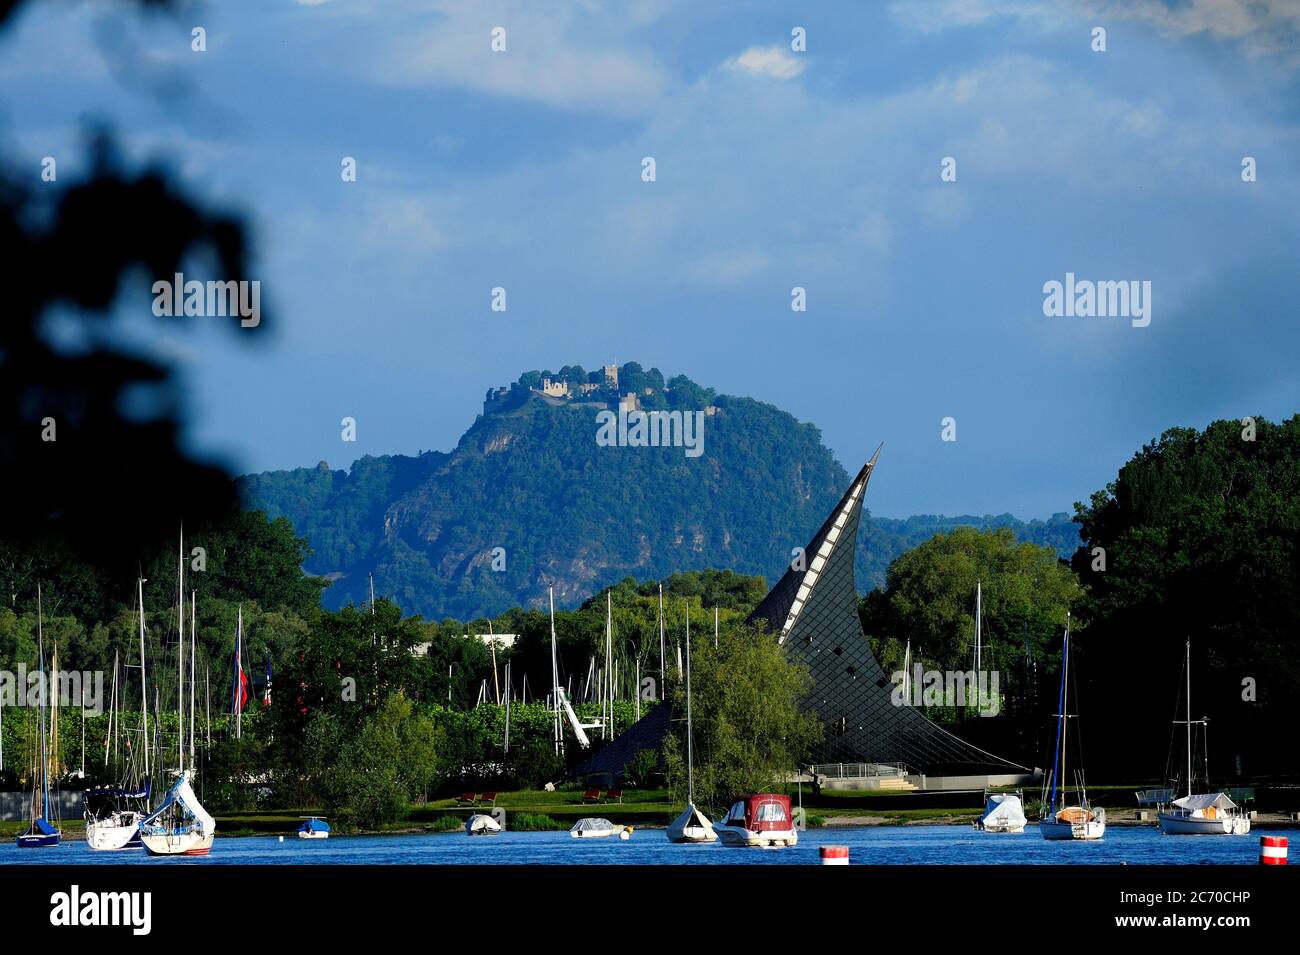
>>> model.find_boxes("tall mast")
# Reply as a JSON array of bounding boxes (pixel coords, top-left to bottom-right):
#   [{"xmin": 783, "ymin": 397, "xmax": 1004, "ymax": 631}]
[
  {"xmin": 1185, "ymin": 640, "xmax": 1192, "ymax": 798},
  {"xmin": 37, "ymin": 584, "xmax": 48, "ymax": 823},
  {"xmin": 685, "ymin": 603, "xmax": 693, "ymax": 805},
  {"xmin": 605, "ymin": 593, "xmax": 613, "ymax": 739},
  {"xmin": 658, "ymin": 583, "xmax": 665, "ymax": 699},
  {"xmin": 1061, "ymin": 615, "xmax": 1070, "ymax": 802},
  {"xmin": 975, "ymin": 579, "xmax": 982, "ymax": 675},
  {"xmin": 189, "ymin": 590, "xmax": 196, "ymax": 767},
  {"xmin": 177, "ymin": 524, "xmax": 185, "ymax": 776},
  {"xmin": 138, "ymin": 577, "xmax": 149, "ymax": 780},
  {"xmin": 549, "ymin": 587, "xmax": 560, "ymax": 754},
  {"xmin": 714, "ymin": 606, "xmax": 718, "ymax": 648}
]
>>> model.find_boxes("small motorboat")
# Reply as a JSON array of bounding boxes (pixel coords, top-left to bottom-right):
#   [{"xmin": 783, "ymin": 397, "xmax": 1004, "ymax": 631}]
[
  {"xmin": 974, "ymin": 792, "xmax": 1026, "ymax": 833},
  {"xmin": 570, "ymin": 818, "xmax": 618, "ymax": 839},
  {"xmin": 715, "ymin": 794, "xmax": 798, "ymax": 848},
  {"xmin": 297, "ymin": 816, "xmax": 331, "ymax": 840},
  {"xmin": 466, "ymin": 813, "xmax": 502, "ymax": 836},
  {"xmin": 666, "ymin": 803, "xmax": 716, "ymax": 844}
]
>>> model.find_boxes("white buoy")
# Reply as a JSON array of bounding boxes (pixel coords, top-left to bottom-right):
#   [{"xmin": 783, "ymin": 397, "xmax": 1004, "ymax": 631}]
[
  {"xmin": 278, "ymin": 835, "xmax": 284, "ymax": 843},
  {"xmin": 820, "ymin": 845, "xmax": 849, "ymax": 865}
]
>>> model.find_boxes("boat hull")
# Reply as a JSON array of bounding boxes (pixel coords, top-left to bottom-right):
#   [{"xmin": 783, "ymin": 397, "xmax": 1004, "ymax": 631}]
[
  {"xmin": 1158, "ymin": 811, "xmax": 1249, "ymax": 836},
  {"xmin": 1039, "ymin": 818, "xmax": 1105, "ymax": 841},
  {"xmin": 666, "ymin": 805, "xmax": 717, "ymax": 844},
  {"xmin": 297, "ymin": 831, "xmax": 330, "ymax": 840},
  {"xmin": 714, "ymin": 825, "xmax": 798, "ymax": 848},
  {"xmin": 141, "ymin": 829, "xmax": 215, "ymax": 856},
  {"xmin": 86, "ymin": 813, "xmax": 144, "ymax": 851},
  {"xmin": 16, "ymin": 832, "xmax": 61, "ymax": 848}
]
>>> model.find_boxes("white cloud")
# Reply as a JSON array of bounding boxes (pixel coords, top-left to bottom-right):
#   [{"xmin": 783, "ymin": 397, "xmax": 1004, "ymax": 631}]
[
  {"xmin": 372, "ymin": 2, "xmax": 671, "ymax": 116},
  {"xmin": 723, "ymin": 45, "xmax": 805, "ymax": 81}
]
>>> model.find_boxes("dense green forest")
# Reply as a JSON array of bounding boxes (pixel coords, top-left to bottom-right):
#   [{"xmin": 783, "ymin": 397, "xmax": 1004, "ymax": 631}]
[{"xmin": 239, "ymin": 362, "xmax": 1080, "ymax": 619}]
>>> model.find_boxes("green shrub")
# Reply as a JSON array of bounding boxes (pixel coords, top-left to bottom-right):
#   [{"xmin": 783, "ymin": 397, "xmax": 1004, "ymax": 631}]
[{"xmin": 510, "ymin": 812, "xmax": 567, "ymax": 831}]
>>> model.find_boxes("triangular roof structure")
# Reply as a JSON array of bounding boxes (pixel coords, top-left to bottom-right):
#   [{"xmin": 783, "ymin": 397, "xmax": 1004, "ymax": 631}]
[
  {"xmin": 572, "ymin": 448, "xmax": 1026, "ymax": 781},
  {"xmin": 749, "ymin": 447, "xmax": 1024, "ymax": 772}
]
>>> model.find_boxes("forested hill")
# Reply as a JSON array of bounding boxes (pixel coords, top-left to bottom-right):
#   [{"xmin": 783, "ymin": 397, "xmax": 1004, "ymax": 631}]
[{"xmin": 239, "ymin": 364, "xmax": 1079, "ymax": 619}]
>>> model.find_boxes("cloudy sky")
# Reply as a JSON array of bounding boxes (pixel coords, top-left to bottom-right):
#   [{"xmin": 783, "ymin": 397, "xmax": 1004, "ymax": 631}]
[{"xmin": 3, "ymin": 0, "xmax": 1298, "ymax": 517}]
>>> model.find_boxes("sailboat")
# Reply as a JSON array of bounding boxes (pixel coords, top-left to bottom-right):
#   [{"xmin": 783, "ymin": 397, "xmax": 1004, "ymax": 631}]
[
  {"xmin": 17, "ymin": 585, "xmax": 61, "ymax": 849},
  {"xmin": 86, "ymin": 577, "xmax": 151, "ymax": 851},
  {"xmin": 1157, "ymin": 641, "xmax": 1250, "ymax": 836},
  {"xmin": 667, "ymin": 605, "xmax": 716, "ymax": 844},
  {"xmin": 140, "ymin": 528, "xmax": 216, "ymax": 856},
  {"xmin": 1038, "ymin": 617, "xmax": 1105, "ymax": 840}
]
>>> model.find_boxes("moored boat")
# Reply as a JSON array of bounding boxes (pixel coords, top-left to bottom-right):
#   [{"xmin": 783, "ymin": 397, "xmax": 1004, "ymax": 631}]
[
  {"xmin": 1157, "ymin": 641, "xmax": 1250, "ymax": 837},
  {"xmin": 666, "ymin": 606, "xmax": 717, "ymax": 844},
  {"xmin": 466, "ymin": 813, "xmax": 501, "ymax": 836},
  {"xmin": 140, "ymin": 770, "xmax": 215, "ymax": 855},
  {"xmin": 570, "ymin": 817, "xmax": 618, "ymax": 839},
  {"xmin": 975, "ymin": 792, "xmax": 1026, "ymax": 833},
  {"xmin": 298, "ymin": 816, "xmax": 332, "ymax": 839},
  {"xmin": 715, "ymin": 794, "xmax": 797, "ymax": 848},
  {"xmin": 17, "ymin": 586, "xmax": 61, "ymax": 849},
  {"xmin": 1038, "ymin": 619, "xmax": 1105, "ymax": 841},
  {"xmin": 85, "ymin": 783, "xmax": 149, "ymax": 851}
]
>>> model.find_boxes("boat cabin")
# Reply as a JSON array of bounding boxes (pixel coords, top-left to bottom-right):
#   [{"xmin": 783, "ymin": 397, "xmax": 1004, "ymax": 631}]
[{"xmin": 722, "ymin": 794, "xmax": 793, "ymax": 832}]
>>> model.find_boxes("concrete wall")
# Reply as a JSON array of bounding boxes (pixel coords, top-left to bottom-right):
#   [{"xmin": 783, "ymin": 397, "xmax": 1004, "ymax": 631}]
[{"xmin": 0, "ymin": 790, "xmax": 83, "ymax": 822}]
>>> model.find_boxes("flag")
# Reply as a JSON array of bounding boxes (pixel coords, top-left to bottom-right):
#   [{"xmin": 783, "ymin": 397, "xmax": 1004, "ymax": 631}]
[
  {"xmin": 232, "ymin": 659, "xmax": 249, "ymax": 714},
  {"xmin": 262, "ymin": 653, "xmax": 272, "ymax": 706}
]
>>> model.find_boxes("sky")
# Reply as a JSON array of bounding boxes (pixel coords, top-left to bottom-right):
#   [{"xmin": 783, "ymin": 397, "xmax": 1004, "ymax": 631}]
[{"xmin": 3, "ymin": 0, "xmax": 1298, "ymax": 518}]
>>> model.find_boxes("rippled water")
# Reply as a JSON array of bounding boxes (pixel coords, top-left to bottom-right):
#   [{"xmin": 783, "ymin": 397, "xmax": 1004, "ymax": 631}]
[{"xmin": 0, "ymin": 825, "xmax": 1263, "ymax": 865}]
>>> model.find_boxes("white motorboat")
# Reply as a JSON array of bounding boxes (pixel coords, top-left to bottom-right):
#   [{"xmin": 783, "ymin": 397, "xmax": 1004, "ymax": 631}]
[
  {"xmin": 466, "ymin": 813, "xmax": 502, "ymax": 836},
  {"xmin": 715, "ymin": 794, "xmax": 798, "ymax": 847},
  {"xmin": 570, "ymin": 817, "xmax": 618, "ymax": 839},
  {"xmin": 298, "ymin": 816, "xmax": 331, "ymax": 839}
]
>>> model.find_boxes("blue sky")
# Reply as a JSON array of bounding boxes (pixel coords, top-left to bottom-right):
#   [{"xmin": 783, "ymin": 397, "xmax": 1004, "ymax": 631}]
[{"xmin": 4, "ymin": 0, "xmax": 1298, "ymax": 517}]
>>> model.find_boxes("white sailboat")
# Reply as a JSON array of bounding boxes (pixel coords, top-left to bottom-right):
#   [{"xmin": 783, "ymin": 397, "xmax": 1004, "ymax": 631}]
[
  {"xmin": 140, "ymin": 528, "xmax": 216, "ymax": 856},
  {"xmin": 86, "ymin": 577, "xmax": 151, "ymax": 851},
  {"xmin": 1038, "ymin": 618, "xmax": 1105, "ymax": 841},
  {"xmin": 1157, "ymin": 641, "xmax": 1250, "ymax": 836},
  {"xmin": 667, "ymin": 605, "xmax": 716, "ymax": 844}
]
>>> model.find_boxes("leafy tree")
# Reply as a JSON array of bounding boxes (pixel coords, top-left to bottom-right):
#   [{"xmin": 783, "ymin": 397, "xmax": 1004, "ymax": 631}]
[
  {"xmin": 859, "ymin": 526, "xmax": 1080, "ymax": 681},
  {"xmin": 1071, "ymin": 416, "xmax": 1300, "ymax": 777},
  {"xmin": 662, "ymin": 623, "xmax": 821, "ymax": 813}
]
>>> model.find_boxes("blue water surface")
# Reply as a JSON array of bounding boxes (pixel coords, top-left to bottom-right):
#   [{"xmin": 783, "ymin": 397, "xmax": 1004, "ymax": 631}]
[{"xmin": 0, "ymin": 824, "xmax": 1263, "ymax": 865}]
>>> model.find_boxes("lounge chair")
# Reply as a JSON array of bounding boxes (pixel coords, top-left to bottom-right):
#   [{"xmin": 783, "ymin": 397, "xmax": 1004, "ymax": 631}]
[
  {"xmin": 581, "ymin": 788, "xmax": 601, "ymax": 804},
  {"xmin": 603, "ymin": 788, "xmax": 623, "ymax": 804},
  {"xmin": 455, "ymin": 792, "xmax": 476, "ymax": 806}
]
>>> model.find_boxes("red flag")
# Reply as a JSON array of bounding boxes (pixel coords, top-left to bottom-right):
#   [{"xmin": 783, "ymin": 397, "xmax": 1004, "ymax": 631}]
[{"xmin": 235, "ymin": 666, "xmax": 249, "ymax": 713}]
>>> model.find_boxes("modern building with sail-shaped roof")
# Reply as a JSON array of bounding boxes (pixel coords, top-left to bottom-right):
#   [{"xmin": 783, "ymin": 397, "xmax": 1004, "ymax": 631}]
[
  {"xmin": 572, "ymin": 449, "xmax": 1033, "ymax": 790},
  {"xmin": 746, "ymin": 448, "xmax": 1029, "ymax": 785}
]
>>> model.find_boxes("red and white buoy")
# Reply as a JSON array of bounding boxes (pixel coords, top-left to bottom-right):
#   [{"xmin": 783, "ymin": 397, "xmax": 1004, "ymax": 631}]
[
  {"xmin": 820, "ymin": 845, "xmax": 849, "ymax": 866},
  {"xmin": 1260, "ymin": 836, "xmax": 1288, "ymax": 866}
]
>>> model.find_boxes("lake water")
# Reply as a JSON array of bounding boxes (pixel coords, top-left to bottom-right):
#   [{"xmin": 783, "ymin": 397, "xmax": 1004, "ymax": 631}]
[{"xmin": 0, "ymin": 825, "xmax": 1264, "ymax": 865}]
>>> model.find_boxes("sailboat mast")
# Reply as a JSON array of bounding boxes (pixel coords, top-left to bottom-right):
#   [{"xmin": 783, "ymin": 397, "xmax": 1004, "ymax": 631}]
[
  {"xmin": 1185, "ymin": 639, "xmax": 1192, "ymax": 798},
  {"xmin": 1047, "ymin": 617, "xmax": 1067, "ymax": 814},
  {"xmin": 37, "ymin": 584, "xmax": 48, "ymax": 823},
  {"xmin": 605, "ymin": 593, "xmax": 613, "ymax": 739},
  {"xmin": 975, "ymin": 580, "xmax": 982, "ymax": 674},
  {"xmin": 1061, "ymin": 616, "xmax": 1070, "ymax": 802},
  {"xmin": 549, "ymin": 587, "xmax": 560, "ymax": 754},
  {"xmin": 658, "ymin": 583, "xmax": 665, "ymax": 699},
  {"xmin": 139, "ymin": 577, "xmax": 149, "ymax": 780},
  {"xmin": 190, "ymin": 590, "xmax": 196, "ymax": 767},
  {"xmin": 685, "ymin": 604, "xmax": 693, "ymax": 805},
  {"xmin": 235, "ymin": 607, "xmax": 243, "ymax": 740},
  {"xmin": 177, "ymin": 525, "xmax": 185, "ymax": 776}
]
